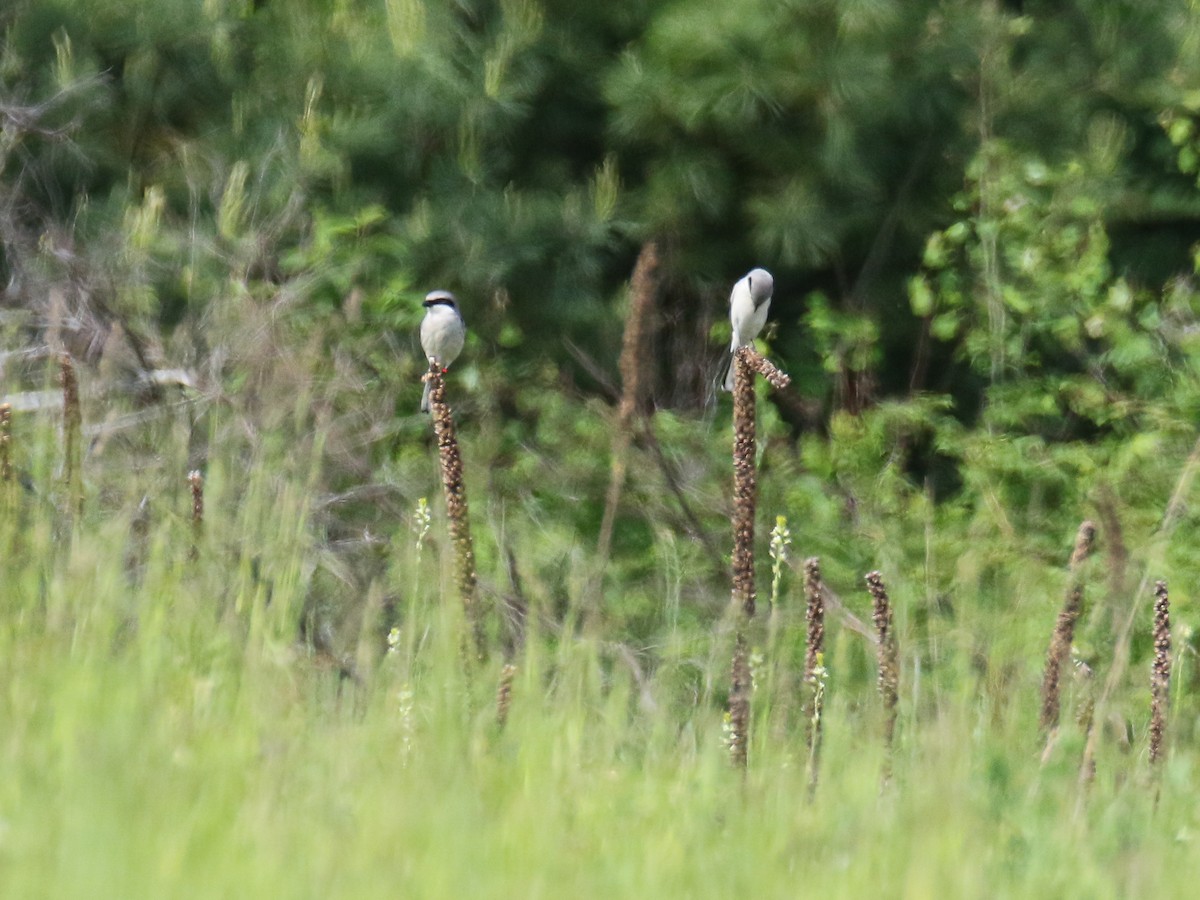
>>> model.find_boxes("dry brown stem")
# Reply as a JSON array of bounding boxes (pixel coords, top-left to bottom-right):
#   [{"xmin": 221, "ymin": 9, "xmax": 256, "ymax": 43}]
[
  {"xmin": 803, "ymin": 556, "xmax": 826, "ymax": 792},
  {"xmin": 804, "ymin": 557, "xmax": 826, "ymax": 687},
  {"xmin": 1150, "ymin": 579, "xmax": 1171, "ymax": 767},
  {"xmin": 188, "ymin": 470, "xmax": 204, "ymax": 525},
  {"xmin": 188, "ymin": 470, "xmax": 204, "ymax": 561},
  {"xmin": 866, "ymin": 570, "xmax": 900, "ymax": 779},
  {"xmin": 59, "ymin": 353, "xmax": 82, "ymax": 517},
  {"xmin": 1072, "ymin": 660, "xmax": 1096, "ymax": 780},
  {"xmin": 0, "ymin": 403, "xmax": 12, "ymax": 484},
  {"xmin": 1079, "ymin": 436, "xmax": 1200, "ymax": 802},
  {"xmin": 724, "ymin": 345, "xmax": 791, "ymax": 769},
  {"xmin": 730, "ymin": 349, "xmax": 757, "ymax": 618},
  {"xmin": 496, "ymin": 663, "xmax": 517, "ymax": 729},
  {"xmin": 616, "ymin": 242, "xmax": 659, "ymax": 426},
  {"xmin": 594, "ymin": 242, "xmax": 659, "ymax": 621},
  {"xmin": 1094, "ymin": 486, "xmax": 1129, "ymax": 639},
  {"xmin": 726, "ymin": 349, "xmax": 756, "ymax": 770},
  {"xmin": 1039, "ymin": 521, "xmax": 1096, "ymax": 732},
  {"xmin": 739, "ymin": 346, "xmax": 791, "ymax": 391},
  {"xmin": 728, "ymin": 629, "xmax": 751, "ymax": 769},
  {"xmin": 425, "ymin": 360, "xmax": 485, "ymax": 662}
]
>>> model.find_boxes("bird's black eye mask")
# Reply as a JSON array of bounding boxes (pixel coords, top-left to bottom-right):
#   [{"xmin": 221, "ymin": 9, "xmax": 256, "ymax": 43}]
[
  {"xmin": 423, "ymin": 297, "xmax": 456, "ymax": 308},
  {"xmin": 749, "ymin": 277, "xmax": 770, "ymax": 309}
]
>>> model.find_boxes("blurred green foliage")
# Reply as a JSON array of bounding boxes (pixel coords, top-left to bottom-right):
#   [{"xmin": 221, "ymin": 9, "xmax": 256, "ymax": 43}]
[
  {"xmin": 3, "ymin": 0, "xmax": 1193, "ymax": 376},
  {"xmin": 8, "ymin": 2, "xmax": 1200, "ymax": 889},
  {"xmin": 1, "ymin": 0, "xmax": 1200, "ymax": 657}
]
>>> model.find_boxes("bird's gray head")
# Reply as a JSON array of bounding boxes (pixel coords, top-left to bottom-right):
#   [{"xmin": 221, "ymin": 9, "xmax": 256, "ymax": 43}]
[
  {"xmin": 423, "ymin": 289, "xmax": 458, "ymax": 310},
  {"xmin": 746, "ymin": 268, "xmax": 773, "ymax": 307}
]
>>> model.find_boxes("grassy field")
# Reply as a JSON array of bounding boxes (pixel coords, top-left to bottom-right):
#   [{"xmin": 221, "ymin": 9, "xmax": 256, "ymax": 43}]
[{"xmin": 2, "ymin": 359, "xmax": 1200, "ymax": 899}]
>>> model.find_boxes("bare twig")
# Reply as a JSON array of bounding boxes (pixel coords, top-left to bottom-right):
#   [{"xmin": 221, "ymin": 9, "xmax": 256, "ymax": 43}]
[
  {"xmin": 635, "ymin": 421, "xmax": 724, "ymax": 569},
  {"xmin": 0, "ymin": 76, "xmax": 104, "ymax": 138},
  {"xmin": 563, "ymin": 339, "xmax": 619, "ymax": 401},
  {"xmin": 1094, "ymin": 485, "xmax": 1129, "ymax": 640},
  {"xmin": 789, "ymin": 562, "xmax": 876, "ymax": 642},
  {"xmin": 499, "ymin": 542, "xmax": 529, "ymax": 660}
]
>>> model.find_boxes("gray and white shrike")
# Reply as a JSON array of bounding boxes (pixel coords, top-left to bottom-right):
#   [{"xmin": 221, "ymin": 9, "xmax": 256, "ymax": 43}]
[
  {"xmin": 419, "ymin": 289, "xmax": 466, "ymax": 412},
  {"xmin": 720, "ymin": 267, "xmax": 774, "ymax": 391}
]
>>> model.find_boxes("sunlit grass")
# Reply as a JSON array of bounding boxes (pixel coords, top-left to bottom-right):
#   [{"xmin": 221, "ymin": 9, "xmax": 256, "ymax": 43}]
[{"xmin": 1, "ymin": 386, "xmax": 1198, "ymax": 899}]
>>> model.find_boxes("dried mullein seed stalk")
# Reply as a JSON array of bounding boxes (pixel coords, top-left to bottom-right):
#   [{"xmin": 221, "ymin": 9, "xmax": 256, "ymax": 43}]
[
  {"xmin": 725, "ymin": 346, "xmax": 790, "ymax": 770},
  {"xmin": 59, "ymin": 353, "xmax": 82, "ymax": 514},
  {"xmin": 1150, "ymin": 579, "xmax": 1171, "ymax": 767},
  {"xmin": 728, "ymin": 630, "xmax": 751, "ymax": 769},
  {"xmin": 188, "ymin": 470, "xmax": 204, "ymax": 561},
  {"xmin": 726, "ymin": 347, "xmax": 758, "ymax": 771},
  {"xmin": 425, "ymin": 360, "xmax": 486, "ymax": 662},
  {"xmin": 0, "ymin": 403, "xmax": 12, "ymax": 484},
  {"xmin": 1040, "ymin": 521, "xmax": 1096, "ymax": 732},
  {"xmin": 803, "ymin": 557, "xmax": 826, "ymax": 793},
  {"xmin": 866, "ymin": 570, "xmax": 899, "ymax": 781},
  {"xmin": 743, "ymin": 347, "xmax": 791, "ymax": 390},
  {"xmin": 496, "ymin": 663, "xmax": 516, "ymax": 729},
  {"xmin": 730, "ymin": 348, "xmax": 757, "ymax": 619},
  {"xmin": 593, "ymin": 242, "xmax": 659, "ymax": 622}
]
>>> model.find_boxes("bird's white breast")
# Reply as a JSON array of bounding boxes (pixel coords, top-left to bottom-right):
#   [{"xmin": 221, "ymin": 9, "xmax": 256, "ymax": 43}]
[
  {"xmin": 730, "ymin": 279, "xmax": 770, "ymax": 346},
  {"xmin": 421, "ymin": 306, "xmax": 465, "ymax": 366}
]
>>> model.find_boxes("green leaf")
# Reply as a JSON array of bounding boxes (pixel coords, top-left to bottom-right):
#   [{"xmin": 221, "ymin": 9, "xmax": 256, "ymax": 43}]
[
  {"xmin": 931, "ymin": 312, "xmax": 960, "ymax": 341},
  {"xmin": 909, "ymin": 276, "xmax": 934, "ymax": 317}
]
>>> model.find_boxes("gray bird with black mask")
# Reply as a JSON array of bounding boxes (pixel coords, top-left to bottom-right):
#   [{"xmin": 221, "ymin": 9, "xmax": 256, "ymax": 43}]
[
  {"xmin": 719, "ymin": 268, "xmax": 774, "ymax": 391},
  {"xmin": 419, "ymin": 289, "xmax": 465, "ymax": 412}
]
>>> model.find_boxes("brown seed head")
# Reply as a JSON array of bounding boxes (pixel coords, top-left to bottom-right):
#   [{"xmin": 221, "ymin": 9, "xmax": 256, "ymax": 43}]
[{"xmin": 1150, "ymin": 579, "xmax": 1171, "ymax": 766}]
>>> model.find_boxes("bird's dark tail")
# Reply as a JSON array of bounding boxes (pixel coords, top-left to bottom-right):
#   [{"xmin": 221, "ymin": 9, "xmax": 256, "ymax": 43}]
[{"xmin": 716, "ymin": 345, "xmax": 735, "ymax": 393}]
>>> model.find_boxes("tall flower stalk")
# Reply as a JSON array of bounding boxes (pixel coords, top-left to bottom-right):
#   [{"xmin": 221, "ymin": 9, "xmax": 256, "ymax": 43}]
[
  {"xmin": 803, "ymin": 557, "xmax": 826, "ymax": 795},
  {"xmin": 425, "ymin": 361, "xmax": 485, "ymax": 663},
  {"xmin": 1040, "ymin": 521, "xmax": 1096, "ymax": 732},
  {"xmin": 726, "ymin": 346, "xmax": 789, "ymax": 770},
  {"xmin": 866, "ymin": 571, "xmax": 899, "ymax": 784},
  {"xmin": 1150, "ymin": 579, "xmax": 1171, "ymax": 768}
]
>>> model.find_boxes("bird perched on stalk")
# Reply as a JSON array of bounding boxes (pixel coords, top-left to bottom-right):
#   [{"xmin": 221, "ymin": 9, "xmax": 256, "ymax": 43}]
[
  {"xmin": 719, "ymin": 267, "xmax": 774, "ymax": 391},
  {"xmin": 419, "ymin": 289, "xmax": 466, "ymax": 412}
]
